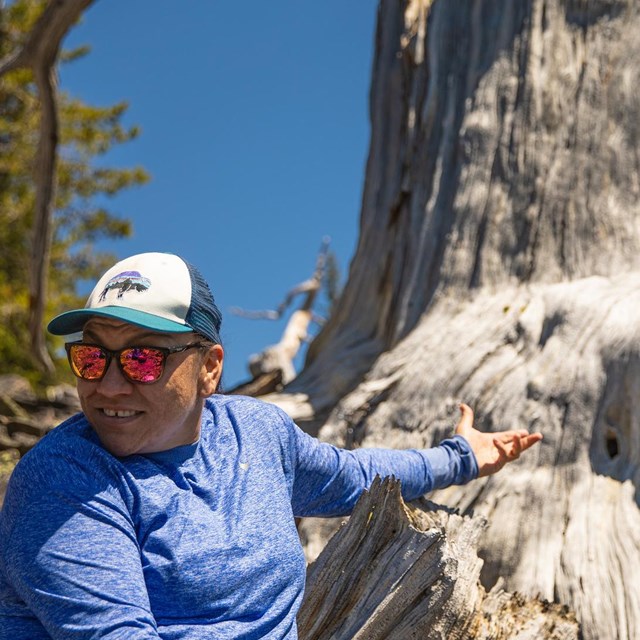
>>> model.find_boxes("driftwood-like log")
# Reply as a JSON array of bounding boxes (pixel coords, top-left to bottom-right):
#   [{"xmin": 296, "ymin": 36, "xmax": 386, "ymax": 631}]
[{"xmin": 299, "ymin": 477, "xmax": 578, "ymax": 640}]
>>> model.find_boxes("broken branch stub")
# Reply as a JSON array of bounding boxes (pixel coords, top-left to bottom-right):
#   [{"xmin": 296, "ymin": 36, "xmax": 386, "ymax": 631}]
[
  {"xmin": 298, "ymin": 477, "xmax": 579, "ymax": 640},
  {"xmin": 232, "ymin": 238, "xmax": 333, "ymax": 388}
]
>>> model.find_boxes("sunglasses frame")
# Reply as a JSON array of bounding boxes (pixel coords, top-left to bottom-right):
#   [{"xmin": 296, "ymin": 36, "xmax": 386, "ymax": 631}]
[{"xmin": 64, "ymin": 341, "xmax": 210, "ymax": 384}]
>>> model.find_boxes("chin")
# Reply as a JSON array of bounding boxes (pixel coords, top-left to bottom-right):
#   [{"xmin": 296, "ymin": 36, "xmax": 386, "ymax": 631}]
[{"xmin": 97, "ymin": 434, "xmax": 142, "ymax": 458}]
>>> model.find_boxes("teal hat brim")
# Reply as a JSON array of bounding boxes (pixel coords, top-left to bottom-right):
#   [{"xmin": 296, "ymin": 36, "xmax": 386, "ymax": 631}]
[{"xmin": 47, "ymin": 306, "xmax": 193, "ymax": 336}]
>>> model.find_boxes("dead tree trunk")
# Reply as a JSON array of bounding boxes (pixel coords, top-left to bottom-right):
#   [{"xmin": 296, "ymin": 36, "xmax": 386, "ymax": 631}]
[{"xmin": 265, "ymin": 1, "xmax": 640, "ymax": 638}]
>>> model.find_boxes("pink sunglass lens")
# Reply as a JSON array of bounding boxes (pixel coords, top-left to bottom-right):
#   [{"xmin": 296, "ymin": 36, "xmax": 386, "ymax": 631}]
[
  {"xmin": 72, "ymin": 346, "xmax": 107, "ymax": 379},
  {"xmin": 121, "ymin": 348, "xmax": 164, "ymax": 383}
]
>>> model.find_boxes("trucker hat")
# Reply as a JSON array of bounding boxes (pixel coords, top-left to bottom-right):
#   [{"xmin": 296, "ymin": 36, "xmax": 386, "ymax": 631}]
[{"xmin": 47, "ymin": 252, "xmax": 222, "ymax": 344}]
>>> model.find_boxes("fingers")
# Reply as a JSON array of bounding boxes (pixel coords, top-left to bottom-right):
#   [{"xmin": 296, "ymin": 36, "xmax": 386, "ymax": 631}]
[
  {"xmin": 495, "ymin": 430, "xmax": 543, "ymax": 444},
  {"xmin": 455, "ymin": 407, "xmax": 542, "ymax": 444},
  {"xmin": 518, "ymin": 432, "xmax": 544, "ymax": 452},
  {"xmin": 453, "ymin": 403, "xmax": 543, "ymax": 467},
  {"xmin": 512, "ymin": 434, "xmax": 523, "ymax": 457},
  {"xmin": 493, "ymin": 431, "xmax": 543, "ymax": 461},
  {"xmin": 493, "ymin": 436, "xmax": 518, "ymax": 462},
  {"xmin": 454, "ymin": 403, "xmax": 474, "ymax": 435}
]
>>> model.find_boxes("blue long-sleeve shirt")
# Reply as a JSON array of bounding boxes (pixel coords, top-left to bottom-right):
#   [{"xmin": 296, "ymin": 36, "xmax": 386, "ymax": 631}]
[{"xmin": 0, "ymin": 394, "xmax": 478, "ymax": 639}]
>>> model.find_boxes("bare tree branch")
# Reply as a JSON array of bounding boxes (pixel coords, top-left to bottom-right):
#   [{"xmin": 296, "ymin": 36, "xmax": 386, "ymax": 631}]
[
  {"xmin": 231, "ymin": 238, "xmax": 332, "ymax": 321},
  {"xmin": 0, "ymin": 0, "xmax": 93, "ymax": 74},
  {"xmin": 229, "ymin": 237, "xmax": 334, "ymax": 390}
]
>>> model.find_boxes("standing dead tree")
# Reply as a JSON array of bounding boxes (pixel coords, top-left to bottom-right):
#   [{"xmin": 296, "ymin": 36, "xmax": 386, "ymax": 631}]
[
  {"xmin": 258, "ymin": 1, "xmax": 640, "ymax": 638},
  {"xmin": 0, "ymin": 0, "xmax": 94, "ymax": 372}
]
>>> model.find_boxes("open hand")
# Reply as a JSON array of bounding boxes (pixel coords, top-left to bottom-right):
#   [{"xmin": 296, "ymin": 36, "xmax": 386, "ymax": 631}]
[{"xmin": 454, "ymin": 403, "xmax": 543, "ymax": 477}]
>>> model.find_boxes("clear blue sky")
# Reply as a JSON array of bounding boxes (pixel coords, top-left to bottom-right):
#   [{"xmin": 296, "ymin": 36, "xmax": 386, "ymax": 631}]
[{"xmin": 60, "ymin": 1, "xmax": 378, "ymax": 388}]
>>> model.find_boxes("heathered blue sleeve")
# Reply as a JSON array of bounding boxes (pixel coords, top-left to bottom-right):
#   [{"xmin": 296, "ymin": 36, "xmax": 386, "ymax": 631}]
[
  {"xmin": 0, "ymin": 433, "xmax": 160, "ymax": 639},
  {"xmin": 289, "ymin": 424, "xmax": 478, "ymax": 518}
]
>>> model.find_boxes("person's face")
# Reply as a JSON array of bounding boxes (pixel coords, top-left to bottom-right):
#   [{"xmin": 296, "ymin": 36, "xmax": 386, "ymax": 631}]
[{"xmin": 75, "ymin": 317, "xmax": 224, "ymax": 457}]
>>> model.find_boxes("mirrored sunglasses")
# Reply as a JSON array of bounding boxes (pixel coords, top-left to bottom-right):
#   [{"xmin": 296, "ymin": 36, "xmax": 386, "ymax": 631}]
[{"xmin": 65, "ymin": 342, "xmax": 208, "ymax": 384}]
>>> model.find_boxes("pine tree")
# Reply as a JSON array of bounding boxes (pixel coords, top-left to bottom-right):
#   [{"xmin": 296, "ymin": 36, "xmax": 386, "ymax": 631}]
[{"xmin": 0, "ymin": 0, "xmax": 148, "ymax": 383}]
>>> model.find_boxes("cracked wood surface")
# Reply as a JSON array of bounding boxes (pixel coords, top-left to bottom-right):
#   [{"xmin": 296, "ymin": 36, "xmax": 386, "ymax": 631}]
[
  {"xmin": 299, "ymin": 477, "xmax": 578, "ymax": 640},
  {"xmin": 267, "ymin": 2, "xmax": 640, "ymax": 638},
  {"xmin": 295, "ymin": 276, "xmax": 640, "ymax": 639}
]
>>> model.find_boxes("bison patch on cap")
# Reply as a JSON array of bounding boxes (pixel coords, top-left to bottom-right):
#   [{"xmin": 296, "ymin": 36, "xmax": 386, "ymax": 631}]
[{"xmin": 98, "ymin": 271, "xmax": 152, "ymax": 302}]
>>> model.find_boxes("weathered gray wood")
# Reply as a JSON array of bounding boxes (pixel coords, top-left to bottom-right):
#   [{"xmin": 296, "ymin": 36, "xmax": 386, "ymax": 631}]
[
  {"xmin": 286, "ymin": 0, "xmax": 640, "ymax": 411},
  {"xmin": 299, "ymin": 477, "xmax": 579, "ymax": 640},
  {"xmin": 269, "ymin": 1, "xmax": 640, "ymax": 638},
  {"xmin": 298, "ymin": 275, "xmax": 640, "ymax": 639}
]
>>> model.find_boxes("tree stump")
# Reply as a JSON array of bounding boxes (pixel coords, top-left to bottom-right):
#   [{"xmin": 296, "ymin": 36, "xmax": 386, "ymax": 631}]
[{"xmin": 299, "ymin": 477, "xmax": 579, "ymax": 640}]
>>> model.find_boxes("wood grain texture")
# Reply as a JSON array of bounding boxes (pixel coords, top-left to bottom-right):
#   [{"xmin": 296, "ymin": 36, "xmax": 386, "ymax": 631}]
[
  {"xmin": 299, "ymin": 477, "xmax": 579, "ymax": 640},
  {"xmin": 302, "ymin": 276, "xmax": 640, "ymax": 639},
  {"xmin": 288, "ymin": 0, "xmax": 640, "ymax": 409},
  {"xmin": 270, "ymin": 2, "xmax": 640, "ymax": 637}
]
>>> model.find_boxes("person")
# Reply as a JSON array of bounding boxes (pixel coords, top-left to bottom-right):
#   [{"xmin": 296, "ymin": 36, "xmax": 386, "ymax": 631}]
[{"xmin": 0, "ymin": 252, "xmax": 542, "ymax": 639}]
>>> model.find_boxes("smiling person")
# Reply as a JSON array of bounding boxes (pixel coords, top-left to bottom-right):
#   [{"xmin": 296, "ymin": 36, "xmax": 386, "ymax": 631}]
[{"xmin": 0, "ymin": 252, "xmax": 542, "ymax": 639}]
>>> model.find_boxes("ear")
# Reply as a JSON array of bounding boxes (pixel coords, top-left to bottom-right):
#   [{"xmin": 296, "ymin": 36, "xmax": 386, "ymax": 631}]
[{"xmin": 198, "ymin": 344, "xmax": 224, "ymax": 397}]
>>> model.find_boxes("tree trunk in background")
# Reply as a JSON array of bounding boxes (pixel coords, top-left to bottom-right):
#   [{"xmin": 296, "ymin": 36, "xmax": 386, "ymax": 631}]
[
  {"xmin": 0, "ymin": 0, "xmax": 94, "ymax": 372},
  {"xmin": 271, "ymin": 1, "xmax": 640, "ymax": 638}
]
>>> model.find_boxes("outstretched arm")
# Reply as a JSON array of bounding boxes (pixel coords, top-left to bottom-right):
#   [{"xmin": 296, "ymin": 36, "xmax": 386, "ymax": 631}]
[
  {"xmin": 286, "ymin": 401, "xmax": 540, "ymax": 518},
  {"xmin": 454, "ymin": 403, "xmax": 543, "ymax": 477}
]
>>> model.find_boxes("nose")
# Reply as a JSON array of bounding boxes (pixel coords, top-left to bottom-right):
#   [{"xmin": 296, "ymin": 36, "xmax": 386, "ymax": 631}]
[{"xmin": 95, "ymin": 356, "xmax": 134, "ymax": 396}]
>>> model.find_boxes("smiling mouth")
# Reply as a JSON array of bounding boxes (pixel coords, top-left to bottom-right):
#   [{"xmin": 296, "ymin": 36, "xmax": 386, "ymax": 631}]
[{"xmin": 101, "ymin": 409, "xmax": 140, "ymax": 418}]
